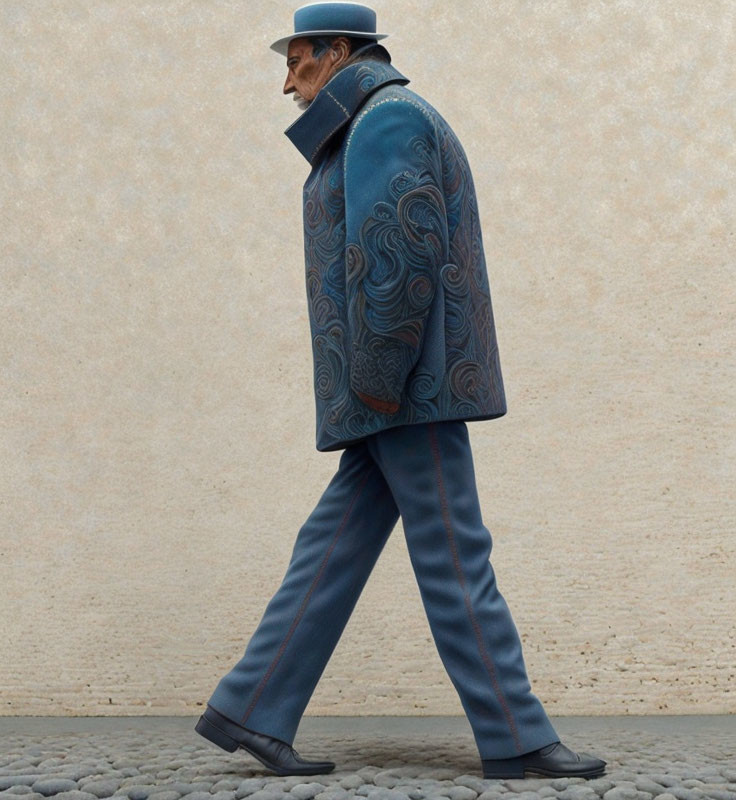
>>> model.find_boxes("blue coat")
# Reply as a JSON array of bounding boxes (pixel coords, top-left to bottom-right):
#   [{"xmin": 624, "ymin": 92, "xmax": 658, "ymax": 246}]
[{"xmin": 285, "ymin": 58, "xmax": 507, "ymax": 452}]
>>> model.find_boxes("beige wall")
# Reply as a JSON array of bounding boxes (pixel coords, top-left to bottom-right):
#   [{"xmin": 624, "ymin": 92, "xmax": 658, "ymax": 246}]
[{"xmin": 1, "ymin": 0, "xmax": 734, "ymax": 717}]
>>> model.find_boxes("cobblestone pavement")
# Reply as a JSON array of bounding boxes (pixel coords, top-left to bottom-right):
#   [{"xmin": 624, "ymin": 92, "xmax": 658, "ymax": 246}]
[{"xmin": 1, "ymin": 717, "xmax": 734, "ymax": 800}]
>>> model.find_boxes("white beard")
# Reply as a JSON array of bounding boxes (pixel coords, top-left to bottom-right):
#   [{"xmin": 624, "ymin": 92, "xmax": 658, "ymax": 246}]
[{"xmin": 294, "ymin": 94, "xmax": 311, "ymax": 112}]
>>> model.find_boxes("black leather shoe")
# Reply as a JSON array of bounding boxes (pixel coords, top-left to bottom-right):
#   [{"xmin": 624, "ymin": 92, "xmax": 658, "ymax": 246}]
[
  {"xmin": 194, "ymin": 705, "xmax": 336, "ymax": 776},
  {"xmin": 482, "ymin": 740, "xmax": 606, "ymax": 779}
]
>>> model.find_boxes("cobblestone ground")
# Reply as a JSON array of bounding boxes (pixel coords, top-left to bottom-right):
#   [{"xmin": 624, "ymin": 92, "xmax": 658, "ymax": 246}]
[{"xmin": 1, "ymin": 718, "xmax": 734, "ymax": 800}]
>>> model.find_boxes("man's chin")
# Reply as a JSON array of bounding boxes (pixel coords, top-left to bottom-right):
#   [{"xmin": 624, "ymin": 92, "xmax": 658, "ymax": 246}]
[{"xmin": 296, "ymin": 99, "xmax": 311, "ymax": 111}]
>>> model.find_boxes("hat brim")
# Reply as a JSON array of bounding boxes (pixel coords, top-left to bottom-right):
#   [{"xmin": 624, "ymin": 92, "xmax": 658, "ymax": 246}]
[{"xmin": 270, "ymin": 30, "xmax": 389, "ymax": 56}]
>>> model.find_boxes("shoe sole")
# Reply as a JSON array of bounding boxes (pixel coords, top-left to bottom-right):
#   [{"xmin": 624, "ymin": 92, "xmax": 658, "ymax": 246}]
[
  {"xmin": 194, "ymin": 713, "xmax": 333, "ymax": 777},
  {"xmin": 483, "ymin": 763, "xmax": 606, "ymax": 779},
  {"xmin": 525, "ymin": 766, "xmax": 606, "ymax": 778}
]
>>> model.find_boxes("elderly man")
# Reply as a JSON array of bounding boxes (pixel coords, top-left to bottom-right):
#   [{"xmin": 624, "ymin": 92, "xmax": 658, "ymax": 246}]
[{"xmin": 195, "ymin": 2, "xmax": 606, "ymax": 781}]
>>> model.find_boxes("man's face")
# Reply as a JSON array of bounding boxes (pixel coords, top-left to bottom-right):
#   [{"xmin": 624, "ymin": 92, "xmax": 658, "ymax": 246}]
[{"xmin": 283, "ymin": 37, "xmax": 339, "ymax": 109}]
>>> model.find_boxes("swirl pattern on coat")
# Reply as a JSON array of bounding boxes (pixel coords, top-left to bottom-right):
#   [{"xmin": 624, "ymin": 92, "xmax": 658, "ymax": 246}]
[{"xmin": 301, "ymin": 82, "xmax": 506, "ymax": 451}]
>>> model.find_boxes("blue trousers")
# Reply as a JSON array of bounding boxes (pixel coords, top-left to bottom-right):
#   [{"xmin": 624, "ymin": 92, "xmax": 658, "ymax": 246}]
[{"xmin": 206, "ymin": 420, "xmax": 560, "ymax": 759}]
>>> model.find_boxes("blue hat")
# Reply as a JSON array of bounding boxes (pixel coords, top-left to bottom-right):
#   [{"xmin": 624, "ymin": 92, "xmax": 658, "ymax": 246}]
[{"xmin": 270, "ymin": 2, "xmax": 389, "ymax": 56}]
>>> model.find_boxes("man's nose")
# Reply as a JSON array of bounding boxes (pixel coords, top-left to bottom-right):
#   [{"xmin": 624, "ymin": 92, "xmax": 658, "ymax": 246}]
[{"xmin": 284, "ymin": 73, "xmax": 295, "ymax": 94}]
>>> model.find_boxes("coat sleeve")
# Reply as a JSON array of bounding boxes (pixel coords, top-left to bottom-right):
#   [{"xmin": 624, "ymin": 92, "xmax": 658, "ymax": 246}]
[{"xmin": 343, "ymin": 97, "xmax": 449, "ymax": 415}]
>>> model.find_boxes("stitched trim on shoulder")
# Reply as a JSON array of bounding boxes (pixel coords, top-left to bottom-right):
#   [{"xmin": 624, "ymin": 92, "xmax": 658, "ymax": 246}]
[{"xmin": 343, "ymin": 93, "xmax": 437, "ymax": 165}]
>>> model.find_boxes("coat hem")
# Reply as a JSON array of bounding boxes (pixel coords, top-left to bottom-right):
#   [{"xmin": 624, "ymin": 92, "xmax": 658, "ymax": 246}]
[{"xmin": 315, "ymin": 409, "xmax": 508, "ymax": 452}]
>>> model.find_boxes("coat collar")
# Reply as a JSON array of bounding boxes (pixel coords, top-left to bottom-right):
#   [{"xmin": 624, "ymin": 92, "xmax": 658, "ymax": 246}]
[{"xmin": 284, "ymin": 58, "xmax": 410, "ymax": 166}]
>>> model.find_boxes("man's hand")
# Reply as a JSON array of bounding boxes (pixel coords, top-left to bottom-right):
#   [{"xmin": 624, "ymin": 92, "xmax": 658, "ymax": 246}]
[{"xmin": 355, "ymin": 390, "xmax": 400, "ymax": 415}]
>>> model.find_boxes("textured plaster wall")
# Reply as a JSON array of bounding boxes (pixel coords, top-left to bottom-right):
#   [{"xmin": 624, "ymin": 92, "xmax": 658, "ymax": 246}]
[{"xmin": 1, "ymin": 0, "xmax": 734, "ymax": 717}]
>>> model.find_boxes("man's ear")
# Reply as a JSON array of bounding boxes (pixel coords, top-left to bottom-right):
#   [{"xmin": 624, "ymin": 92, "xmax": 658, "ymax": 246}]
[{"xmin": 330, "ymin": 36, "xmax": 351, "ymax": 66}]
